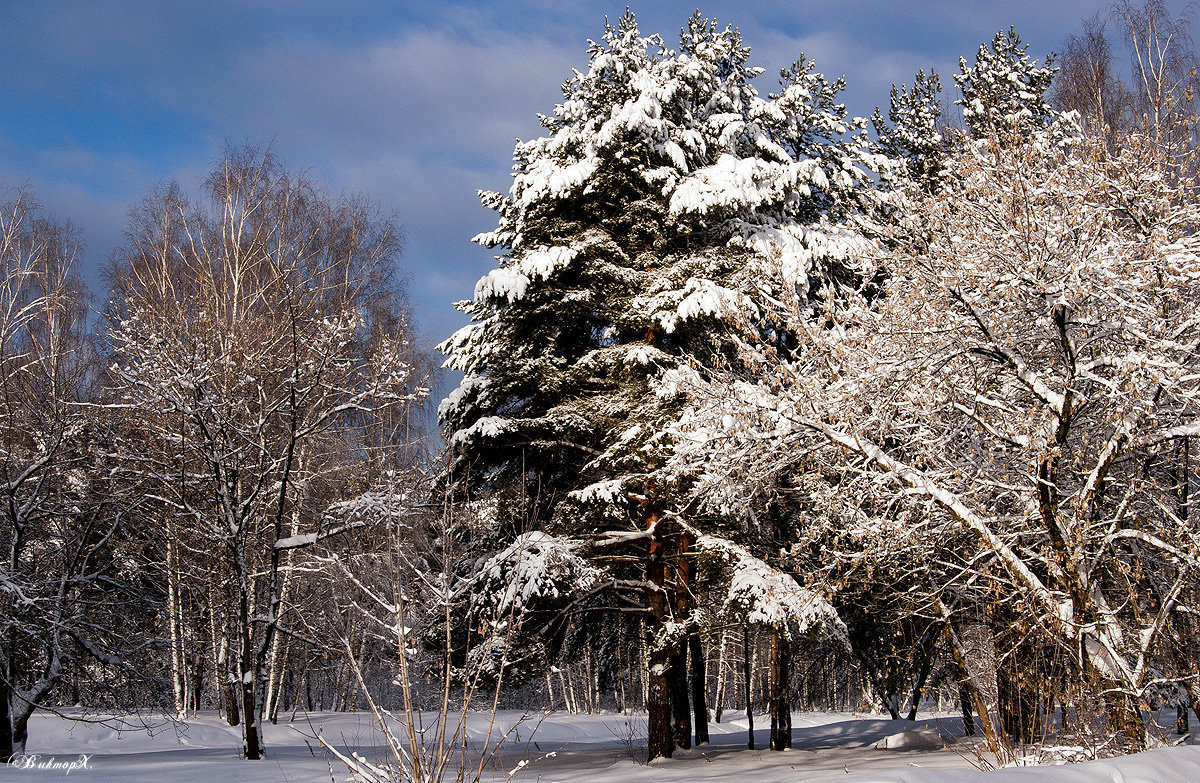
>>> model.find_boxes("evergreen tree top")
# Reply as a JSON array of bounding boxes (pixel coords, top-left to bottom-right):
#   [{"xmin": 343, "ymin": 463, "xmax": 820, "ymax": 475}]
[
  {"xmin": 955, "ymin": 27, "xmax": 1057, "ymax": 139},
  {"xmin": 872, "ymin": 69, "xmax": 946, "ymax": 192},
  {"xmin": 439, "ymin": 10, "xmax": 878, "ymax": 525}
]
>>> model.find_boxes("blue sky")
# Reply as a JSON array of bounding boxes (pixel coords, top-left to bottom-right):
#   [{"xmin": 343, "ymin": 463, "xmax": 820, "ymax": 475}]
[{"xmin": 0, "ymin": 1, "xmax": 1167, "ymax": 350}]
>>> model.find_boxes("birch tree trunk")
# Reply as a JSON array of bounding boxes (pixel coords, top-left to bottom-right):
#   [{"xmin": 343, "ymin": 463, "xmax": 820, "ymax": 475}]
[{"xmin": 167, "ymin": 532, "xmax": 187, "ymax": 719}]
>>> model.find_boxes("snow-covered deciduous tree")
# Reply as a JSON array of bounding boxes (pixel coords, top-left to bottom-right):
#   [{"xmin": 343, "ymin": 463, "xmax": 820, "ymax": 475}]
[
  {"xmin": 440, "ymin": 10, "xmax": 876, "ymax": 760},
  {"xmin": 670, "ymin": 111, "xmax": 1200, "ymax": 751},
  {"xmin": 0, "ymin": 188, "xmax": 140, "ymax": 761},
  {"xmin": 105, "ymin": 149, "xmax": 429, "ymax": 759}
]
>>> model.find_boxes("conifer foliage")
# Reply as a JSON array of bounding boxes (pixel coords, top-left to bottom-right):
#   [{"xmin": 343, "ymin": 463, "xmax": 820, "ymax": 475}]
[
  {"xmin": 442, "ymin": 11, "xmax": 872, "ymax": 508},
  {"xmin": 872, "ymin": 69, "xmax": 946, "ymax": 192},
  {"xmin": 956, "ymin": 27, "xmax": 1057, "ymax": 138},
  {"xmin": 440, "ymin": 10, "xmax": 874, "ymax": 760}
]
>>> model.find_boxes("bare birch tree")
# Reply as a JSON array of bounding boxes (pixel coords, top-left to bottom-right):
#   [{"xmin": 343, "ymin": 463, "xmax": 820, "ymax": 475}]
[
  {"xmin": 0, "ymin": 187, "xmax": 137, "ymax": 760},
  {"xmin": 104, "ymin": 148, "xmax": 429, "ymax": 759}
]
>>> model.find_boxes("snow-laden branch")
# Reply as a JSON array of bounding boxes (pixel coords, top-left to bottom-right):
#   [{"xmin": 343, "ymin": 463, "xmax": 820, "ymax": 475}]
[{"xmin": 794, "ymin": 416, "xmax": 1066, "ymax": 625}]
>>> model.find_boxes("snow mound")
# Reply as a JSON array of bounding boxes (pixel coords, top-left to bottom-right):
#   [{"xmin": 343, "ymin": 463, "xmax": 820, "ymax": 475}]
[{"xmin": 874, "ymin": 730, "xmax": 944, "ymax": 750}]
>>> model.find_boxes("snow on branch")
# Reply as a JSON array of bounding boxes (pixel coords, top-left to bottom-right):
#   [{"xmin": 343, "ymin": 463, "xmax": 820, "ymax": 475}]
[
  {"xmin": 468, "ymin": 532, "xmax": 604, "ymax": 619},
  {"xmin": 693, "ymin": 531, "xmax": 846, "ymax": 643}
]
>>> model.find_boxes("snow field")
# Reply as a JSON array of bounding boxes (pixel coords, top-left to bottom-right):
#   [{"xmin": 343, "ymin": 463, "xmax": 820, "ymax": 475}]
[{"xmin": 15, "ymin": 709, "xmax": 1200, "ymax": 783}]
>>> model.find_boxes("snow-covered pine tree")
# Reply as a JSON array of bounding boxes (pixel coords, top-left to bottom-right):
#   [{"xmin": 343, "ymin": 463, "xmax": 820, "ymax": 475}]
[
  {"xmin": 955, "ymin": 27, "xmax": 1057, "ymax": 139},
  {"xmin": 440, "ymin": 10, "xmax": 875, "ymax": 760},
  {"xmin": 872, "ymin": 69, "xmax": 946, "ymax": 192}
]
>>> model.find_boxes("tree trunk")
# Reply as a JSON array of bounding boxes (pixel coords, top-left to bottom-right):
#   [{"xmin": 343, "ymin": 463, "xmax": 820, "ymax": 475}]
[
  {"xmin": 766, "ymin": 498, "xmax": 791, "ymax": 750},
  {"xmin": 241, "ymin": 674, "xmax": 261, "ymax": 759},
  {"xmin": 1101, "ymin": 686, "xmax": 1147, "ymax": 751},
  {"xmin": 669, "ymin": 530, "xmax": 694, "ymax": 749},
  {"xmin": 938, "ymin": 606, "xmax": 998, "ymax": 750},
  {"xmin": 642, "ymin": 328, "xmax": 672, "ymax": 762},
  {"xmin": 997, "ymin": 646, "xmax": 1042, "ymax": 745},
  {"xmin": 212, "ymin": 592, "xmax": 239, "ymax": 726},
  {"xmin": 646, "ymin": 640, "xmax": 673, "ymax": 761},
  {"xmin": 768, "ymin": 628, "xmax": 791, "ymax": 750},
  {"xmin": 906, "ymin": 664, "xmax": 932, "ymax": 722},
  {"xmin": 223, "ymin": 676, "xmax": 240, "ymax": 726},
  {"xmin": 669, "ymin": 643, "xmax": 691, "ymax": 749},
  {"xmin": 268, "ymin": 640, "xmax": 290, "ymax": 724},
  {"xmin": 959, "ymin": 682, "xmax": 976, "ymax": 736},
  {"xmin": 0, "ymin": 673, "xmax": 12, "ymax": 762},
  {"xmin": 714, "ymin": 628, "xmax": 728, "ymax": 723},
  {"xmin": 905, "ymin": 623, "xmax": 940, "ymax": 721},
  {"xmin": 645, "ymin": 518, "xmax": 673, "ymax": 762},
  {"xmin": 10, "ymin": 704, "xmax": 29, "ymax": 759},
  {"xmin": 881, "ymin": 691, "xmax": 901, "ymax": 720},
  {"xmin": 264, "ymin": 547, "xmax": 295, "ymax": 725},
  {"xmin": 617, "ymin": 643, "xmax": 627, "ymax": 713},
  {"xmin": 239, "ymin": 617, "xmax": 262, "ymax": 758},
  {"xmin": 690, "ymin": 633, "xmax": 710, "ymax": 745},
  {"xmin": 189, "ymin": 652, "xmax": 204, "ymax": 713},
  {"xmin": 1176, "ymin": 442, "xmax": 1193, "ymax": 740},
  {"xmin": 6, "ymin": 671, "xmax": 56, "ymax": 763},
  {"xmin": 743, "ymin": 624, "xmax": 755, "ymax": 750},
  {"xmin": 560, "ymin": 667, "xmax": 575, "ymax": 713},
  {"xmin": 236, "ymin": 539, "xmax": 262, "ymax": 760},
  {"xmin": 855, "ymin": 646, "xmax": 900, "ymax": 719},
  {"xmin": 583, "ymin": 650, "xmax": 594, "ymax": 714},
  {"xmin": 167, "ymin": 535, "xmax": 187, "ymax": 719},
  {"xmin": 639, "ymin": 620, "xmax": 649, "ymax": 711}
]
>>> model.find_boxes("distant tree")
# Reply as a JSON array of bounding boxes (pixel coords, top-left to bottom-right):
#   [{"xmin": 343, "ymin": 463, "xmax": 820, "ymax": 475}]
[
  {"xmin": 1116, "ymin": 0, "xmax": 1200, "ymax": 155},
  {"xmin": 873, "ymin": 69, "xmax": 947, "ymax": 192},
  {"xmin": 956, "ymin": 27, "xmax": 1057, "ymax": 139},
  {"xmin": 1053, "ymin": 14, "xmax": 1134, "ymax": 142}
]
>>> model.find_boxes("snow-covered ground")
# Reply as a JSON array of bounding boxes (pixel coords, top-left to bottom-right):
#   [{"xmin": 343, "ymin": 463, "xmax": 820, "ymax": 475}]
[{"xmin": 13, "ymin": 709, "xmax": 1200, "ymax": 782}]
